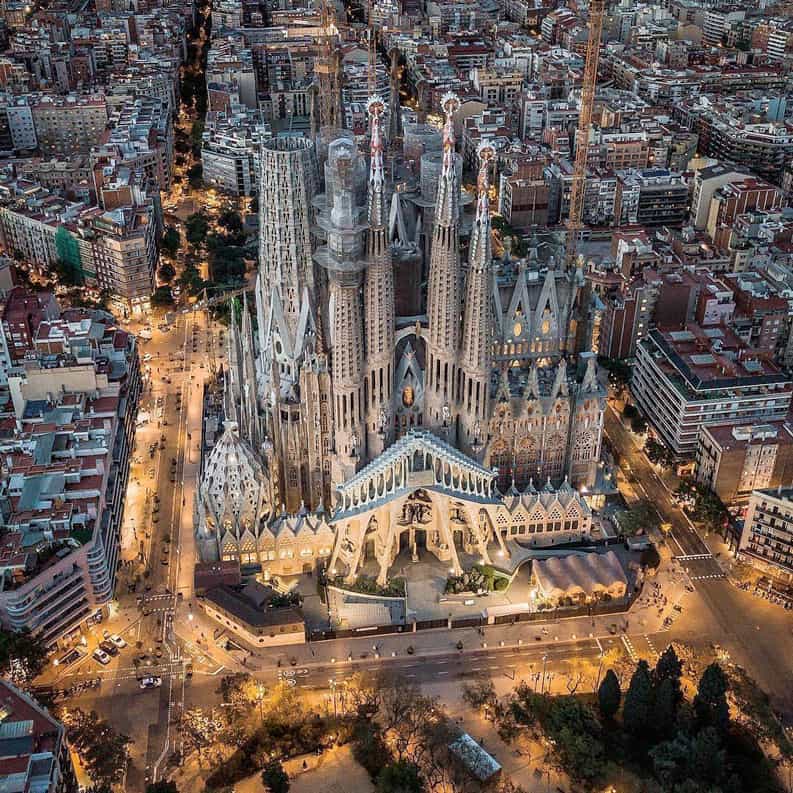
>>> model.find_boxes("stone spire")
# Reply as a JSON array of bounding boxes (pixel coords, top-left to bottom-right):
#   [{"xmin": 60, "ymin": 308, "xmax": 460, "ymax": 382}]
[
  {"xmin": 364, "ymin": 96, "xmax": 395, "ymax": 457},
  {"xmin": 459, "ymin": 142, "xmax": 496, "ymax": 456},
  {"xmin": 366, "ymin": 97, "xmax": 388, "ymax": 239},
  {"xmin": 425, "ymin": 92, "xmax": 462, "ymax": 441},
  {"xmin": 314, "ymin": 136, "xmax": 369, "ymax": 481}
]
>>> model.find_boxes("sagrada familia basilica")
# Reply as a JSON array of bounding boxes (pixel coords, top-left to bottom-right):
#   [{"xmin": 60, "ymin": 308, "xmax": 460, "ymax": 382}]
[{"xmin": 195, "ymin": 93, "xmax": 606, "ymax": 586}]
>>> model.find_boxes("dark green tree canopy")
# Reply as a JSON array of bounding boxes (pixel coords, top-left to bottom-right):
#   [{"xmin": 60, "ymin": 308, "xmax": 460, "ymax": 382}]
[{"xmin": 597, "ymin": 669, "xmax": 621, "ymax": 720}]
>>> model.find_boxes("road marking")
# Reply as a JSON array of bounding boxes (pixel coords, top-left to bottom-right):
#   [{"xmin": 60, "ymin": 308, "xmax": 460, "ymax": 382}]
[
  {"xmin": 595, "ymin": 637, "xmax": 603, "ymax": 654},
  {"xmin": 644, "ymin": 634, "xmax": 659, "ymax": 659},
  {"xmin": 621, "ymin": 635, "xmax": 638, "ymax": 663},
  {"xmin": 689, "ymin": 573, "xmax": 725, "ymax": 581},
  {"xmin": 673, "ymin": 553, "xmax": 712, "ymax": 561}
]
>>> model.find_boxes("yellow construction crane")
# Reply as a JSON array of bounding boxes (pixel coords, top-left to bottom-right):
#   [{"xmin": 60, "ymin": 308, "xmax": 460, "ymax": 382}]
[{"xmin": 565, "ymin": 0, "xmax": 605, "ymax": 268}]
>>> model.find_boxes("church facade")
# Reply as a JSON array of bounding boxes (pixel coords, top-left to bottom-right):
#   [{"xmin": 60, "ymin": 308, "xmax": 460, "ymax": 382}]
[{"xmin": 195, "ymin": 93, "xmax": 605, "ymax": 584}]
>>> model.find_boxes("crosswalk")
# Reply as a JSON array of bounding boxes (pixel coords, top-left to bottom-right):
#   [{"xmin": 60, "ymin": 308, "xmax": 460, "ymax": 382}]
[
  {"xmin": 644, "ymin": 634, "xmax": 660, "ymax": 660},
  {"xmin": 673, "ymin": 553, "xmax": 712, "ymax": 561},
  {"xmin": 621, "ymin": 634, "xmax": 638, "ymax": 662},
  {"xmin": 689, "ymin": 573, "xmax": 726, "ymax": 581}
]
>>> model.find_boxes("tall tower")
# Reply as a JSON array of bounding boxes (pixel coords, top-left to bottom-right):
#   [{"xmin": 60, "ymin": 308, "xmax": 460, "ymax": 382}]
[
  {"xmin": 256, "ymin": 136, "xmax": 332, "ymax": 514},
  {"xmin": 425, "ymin": 92, "xmax": 462, "ymax": 442},
  {"xmin": 459, "ymin": 142, "xmax": 495, "ymax": 459},
  {"xmin": 256, "ymin": 137, "xmax": 317, "ymax": 347},
  {"xmin": 363, "ymin": 97, "xmax": 395, "ymax": 457},
  {"xmin": 314, "ymin": 137, "xmax": 369, "ymax": 481}
]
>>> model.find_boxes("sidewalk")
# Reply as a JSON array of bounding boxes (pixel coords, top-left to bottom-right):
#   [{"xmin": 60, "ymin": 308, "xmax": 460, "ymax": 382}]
[{"xmin": 172, "ymin": 583, "xmax": 681, "ymax": 677}]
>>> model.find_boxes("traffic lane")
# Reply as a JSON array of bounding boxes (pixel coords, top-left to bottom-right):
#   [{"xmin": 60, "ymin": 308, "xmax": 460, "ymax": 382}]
[
  {"xmin": 694, "ymin": 578, "xmax": 793, "ymax": 717},
  {"xmin": 603, "ymin": 409, "xmax": 710, "ymax": 557},
  {"xmin": 269, "ymin": 637, "xmax": 611, "ymax": 688}
]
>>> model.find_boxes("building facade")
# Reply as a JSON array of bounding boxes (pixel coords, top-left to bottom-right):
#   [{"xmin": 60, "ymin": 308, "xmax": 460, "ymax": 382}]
[
  {"xmin": 196, "ymin": 93, "xmax": 605, "ymax": 586},
  {"xmin": 632, "ymin": 327, "xmax": 793, "ymax": 455},
  {"xmin": 739, "ymin": 487, "xmax": 793, "ymax": 584}
]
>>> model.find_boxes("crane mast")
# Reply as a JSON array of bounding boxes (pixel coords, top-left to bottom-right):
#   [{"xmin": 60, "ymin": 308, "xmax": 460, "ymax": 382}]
[{"xmin": 565, "ymin": 0, "xmax": 605, "ymax": 268}]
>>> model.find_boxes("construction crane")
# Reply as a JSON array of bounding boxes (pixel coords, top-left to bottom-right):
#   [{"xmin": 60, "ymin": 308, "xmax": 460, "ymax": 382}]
[
  {"xmin": 315, "ymin": 0, "xmax": 343, "ymax": 129},
  {"xmin": 564, "ymin": 0, "xmax": 605, "ymax": 268}
]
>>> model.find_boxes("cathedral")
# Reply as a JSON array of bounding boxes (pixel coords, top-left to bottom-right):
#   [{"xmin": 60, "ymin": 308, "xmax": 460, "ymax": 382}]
[{"xmin": 195, "ymin": 92, "xmax": 606, "ymax": 584}]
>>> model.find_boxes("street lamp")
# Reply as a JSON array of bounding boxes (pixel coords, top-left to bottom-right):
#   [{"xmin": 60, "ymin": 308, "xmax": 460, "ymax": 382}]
[
  {"xmin": 257, "ymin": 684, "xmax": 266, "ymax": 722},
  {"xmin": 541, "ymin": 654, "xmax": 548, "ymax": 694},
  {"xmin": 329, "ymin": 678, "xmax": 337, "ymax": 718}
]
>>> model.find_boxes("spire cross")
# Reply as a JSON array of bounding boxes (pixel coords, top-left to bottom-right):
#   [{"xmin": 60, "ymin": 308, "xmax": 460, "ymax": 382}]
[
  {"xmin": 475, "ymin": 142, "xmax": 495, "ymax": 224},
  {"xmin": 367, "ymin": 96, "xmax": 386, "ymax": 230},
  {"xmin": 440, "ymin": 92, "xmax": 460, "ymax": 174},
  {"xmin": 367, "ymin": 96, "xmax": 385, "ymax": 189}
]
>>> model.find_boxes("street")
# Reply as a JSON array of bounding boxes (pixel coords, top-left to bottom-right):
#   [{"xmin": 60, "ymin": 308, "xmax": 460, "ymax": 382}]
[{"xmin": 604, "ymin": 404, "xmax": 793, "ymax": 717}]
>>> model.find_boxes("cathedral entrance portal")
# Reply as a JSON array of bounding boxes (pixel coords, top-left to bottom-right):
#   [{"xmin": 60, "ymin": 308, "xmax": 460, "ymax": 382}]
[{"xmin": 397, "ymin": 490, "xmax": 432, "ymax": 561}]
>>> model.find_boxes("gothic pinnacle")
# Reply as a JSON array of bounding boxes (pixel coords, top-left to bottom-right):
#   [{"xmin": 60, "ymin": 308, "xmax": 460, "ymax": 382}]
[
  {"xmin": 435, "ymin": 92, "xmax": 461, "ymax": 227},
  {"xmin": 367, "ymin": 96, "xmax": 387, "ymax": 230},
  {"xmin": 469, "ymin": 141, "xmax": 495, "ymax": 269}
]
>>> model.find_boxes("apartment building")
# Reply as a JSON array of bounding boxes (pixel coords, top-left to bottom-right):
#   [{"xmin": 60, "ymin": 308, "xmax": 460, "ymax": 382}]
[
  {"xmin": 99, "ymin": 96, "xmax": 174, "ymax": 193},
  {"xmin": 696, "ymin": 421, "xmax": 793, "ymax": 505},
  {"xmin": 29, "ymin": 94, "xmax": 108, "ymax": 157},
  {"xmin": 739, "ymin": 486, "xmax": 793, "ymax": 583},
  {"xmin": 0, "ymin": 306, "xmax": 140, "ymax": 648},
  {"xmin": 0, "ymin": 176, "xmax": 157, "ymax": 317},
  {"xmin": 0, "ymin": 679, "xmax": 78, "ymax": 792},
  {"xmin": 201, "ymin": 111, "xmax": 271, "ymax": 196},
  {"xmin": 632, "ymin": 325, "xmax": 793, "ymax": 455},
  {"xmin": 614, "ymin": 168, "xmax": 688, "ymax": 227}
]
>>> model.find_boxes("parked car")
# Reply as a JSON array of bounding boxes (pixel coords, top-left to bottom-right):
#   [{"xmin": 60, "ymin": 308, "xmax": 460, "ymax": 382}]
[
  {"xmin": 93, "ymin": 649, "xmax": 111, "ymax": 665},
  {"xmin": 99, "ymin": 640, "xmax": 119, "ymax": 656},
  {"xmin": 139, "ymin": 677, "xmax": 162, "ymax": 690},
  {"xmin": 103, "ymin": 632, "xmax": 127, "ymax": 649}
]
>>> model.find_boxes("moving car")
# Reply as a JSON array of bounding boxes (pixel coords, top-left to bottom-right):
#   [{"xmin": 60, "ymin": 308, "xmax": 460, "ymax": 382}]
[{"xmin": 139, "ymin": 676, "xmax": 162, "ymax": 689}]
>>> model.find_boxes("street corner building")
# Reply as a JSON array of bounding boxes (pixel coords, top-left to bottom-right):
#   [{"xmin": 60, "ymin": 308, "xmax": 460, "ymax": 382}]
[{"xmin": 194, "ymin": 94, "xmax": 609, "ymax": 590}]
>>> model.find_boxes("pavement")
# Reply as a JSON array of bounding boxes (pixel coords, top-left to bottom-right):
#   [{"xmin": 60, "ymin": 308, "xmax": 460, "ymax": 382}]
[
  {"xmin": 604, "ymin": 403, "xmax": 793, "ymax": 719},
  {"xmin": 52, "ymin": 368, "xmax": 793, "ymax": 791}
]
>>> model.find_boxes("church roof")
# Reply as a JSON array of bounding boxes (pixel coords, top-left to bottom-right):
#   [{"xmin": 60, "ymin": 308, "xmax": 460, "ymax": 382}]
[{"xmin": 333, "ymin": 429, "xmax": 499, "ymax": 518}]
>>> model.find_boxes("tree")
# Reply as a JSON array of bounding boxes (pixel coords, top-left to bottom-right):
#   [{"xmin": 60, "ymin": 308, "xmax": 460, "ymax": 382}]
[
  {"xmin": 53, "ymin": 257, "xmax": 83, "ymax": 287},
  {"xmin": 631, "ymin": 415, "xmax": 648, "ymax": 434},
  {"xmin": 66, "ymin": 709, "xmax": 131, "ymax": 786},
  {"xmin": 597, "ymin": 669, "xmax": 621, "ymax": 720},
  {"xmin": 623, "ymin": 660, "xmax": 654, "ymax": 737},
  {"xmin": 218, "ymin": 209, "xmax": 244, "ymax": 235},
  {"xmin": 646, "ymin": 437, "xmax": 675, "ymax": 467},
  {"xmin": 654, "ymin": 646, "xmax": 683, "ymax": 705},
  {"xmin": 651, "ymin": 677, "xmax": 678, "ymax": 738},
  {"xmin": 693, "ymin": 663, "xmax": 729, "ymax": 733},
  {"xmin": 187, "ymin": 163, "xmax": 203, "ymax": 189},
  {"xmin": 160, "ymin": 226, "xmax": 181, "ymax": 258},
  {"xmin": 353, "ymin": 721, "xmax": 390, "ymax": 779},
  {"xmin": 151, "ymin": 286, "xmax": 174, "ymax": 307},
  {"xmin": 261, "ymin": 758, "xmax": 290, "ymax": 793},
  {"xmin": 617, "ymin": 501, "xmax": 660, "ymax": 537},
  {"xmin": 158, "ymin": 262, "xmax": 176, "ymax": 283},
  {"xmin": 622, "ymin": 403, "xmax": 638, "ymax": 419},
  {"xmin": 185, "ymin": 213, "xmax": 209, "ymax": 246},
  {"xmin": 545, "ymin": 697, "xmax": 606, "ymax": 783},
  {"xmin": 376, "ymin": 761, "xmax": 424, "ymax": 793},
  {"xmin": 0, "ymin": 628, "xmax": 48, "ymax": 684},
  {"xmin": 146, "ymin": 782, "xmax": 179, "ymax": 793}
]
